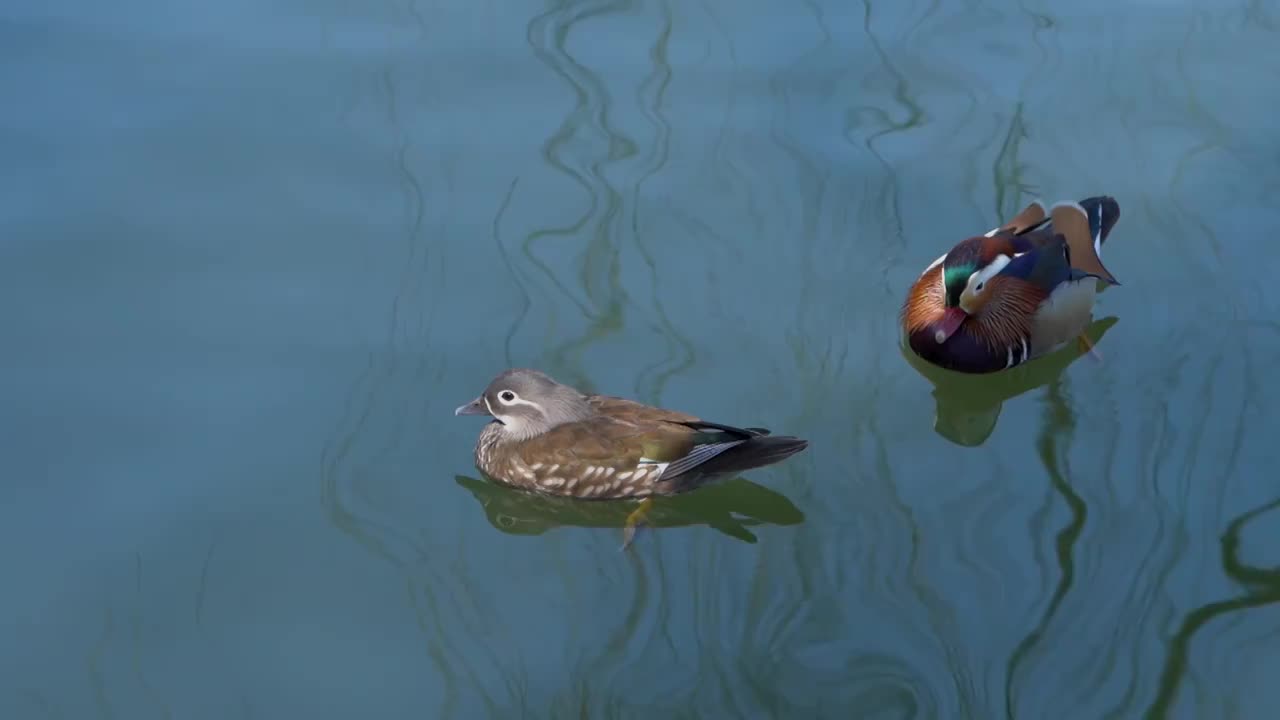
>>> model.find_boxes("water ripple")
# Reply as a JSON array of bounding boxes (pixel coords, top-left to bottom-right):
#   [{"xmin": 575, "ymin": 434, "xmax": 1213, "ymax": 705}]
[
  {"xmin": 626, "ymin": 0, "xmax": 697, "ymax": 405},
  {"xmin": 310, "ymin": 0, "xmax": 1280, "ymax": 717},
  {"xmin": 522, "ymin": 0, "xmax": 637, "ymax": 391}
]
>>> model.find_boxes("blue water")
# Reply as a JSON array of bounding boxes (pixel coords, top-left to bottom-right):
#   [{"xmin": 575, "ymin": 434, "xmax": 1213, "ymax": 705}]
[{"xmin": 4, "ymin": 0, "xmax": 1280, "ymax": 717}]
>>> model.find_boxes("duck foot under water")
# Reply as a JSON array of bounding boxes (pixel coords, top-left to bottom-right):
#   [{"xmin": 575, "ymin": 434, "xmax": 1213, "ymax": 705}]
[
  {"xmin": 620, "ymin": 498, "xmax": 655, "ymax": 551},
  {"xmin": 1078, "ymin": 333, "xmax": 1104, "ymax": 362}
]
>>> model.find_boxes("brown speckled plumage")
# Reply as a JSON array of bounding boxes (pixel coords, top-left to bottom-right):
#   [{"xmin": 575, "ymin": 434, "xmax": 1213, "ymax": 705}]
[{"xmin": 456, "ymin": 370, "xmax": 808, "ymax": 499}]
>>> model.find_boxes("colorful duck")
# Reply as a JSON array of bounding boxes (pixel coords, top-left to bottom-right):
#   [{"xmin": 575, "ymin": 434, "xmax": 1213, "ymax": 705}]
[{"xmin": 901, "ymin": 196, "xmax": 1122, "ymax": 374}]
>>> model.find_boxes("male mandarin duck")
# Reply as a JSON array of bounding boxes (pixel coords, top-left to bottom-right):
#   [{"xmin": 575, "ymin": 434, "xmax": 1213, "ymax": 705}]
[
  {"xmin": 454, "ymin": 368, "xmax": 808, "ymax": 539},
  {"xmin": 901, "ymin": 196, "xmax": 1122, "ymax": 374}
]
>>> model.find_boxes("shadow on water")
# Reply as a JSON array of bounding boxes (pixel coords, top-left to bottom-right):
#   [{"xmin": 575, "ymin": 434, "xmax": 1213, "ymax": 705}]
[
  {"xmin": 454, "ymin": 474, "xmax": 805, "ymax": 544},
  {"xmin": 900, "ymin": 316, "xmax": 1119, "ymax": 447}
]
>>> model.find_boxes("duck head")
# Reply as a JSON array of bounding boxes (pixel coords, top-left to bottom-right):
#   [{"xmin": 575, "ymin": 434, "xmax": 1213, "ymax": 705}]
[{"xmin": 932, "ymin": 237, "xmax": 1012, "ymax": 344}]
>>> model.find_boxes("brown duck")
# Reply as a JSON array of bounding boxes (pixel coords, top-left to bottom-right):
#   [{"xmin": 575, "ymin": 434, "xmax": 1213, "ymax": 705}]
[{"xmin": 454, "ymin": 369, "xmax": 809, "ymax": 503}]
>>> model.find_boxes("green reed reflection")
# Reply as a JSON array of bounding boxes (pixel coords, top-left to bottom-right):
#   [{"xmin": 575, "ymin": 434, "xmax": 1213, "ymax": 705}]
[
  {"xmin": 1145, "ymin": 497, "xmax": 1280, "ymax": 719},
  {"xmin": 901, "ymin": 316, "xmax": 1119, "ymax": 446},
  {"xmin": 454, "ymin": 474, "xmax": 805, "ymax": 544},
  {"xmin": 992, "ymin": 102, "xmax": 1038, "ymax": 219},
  {"xmin": 1003, "ymin": 376, "xmax": 1088, "ymax": 719},
  {"xmin": 630, "ymin": 0, "xmax": 696, "ymax": 406},
  {"xmin": 523, "ymin": 0, "xmax": 638, "ymax": 393}
]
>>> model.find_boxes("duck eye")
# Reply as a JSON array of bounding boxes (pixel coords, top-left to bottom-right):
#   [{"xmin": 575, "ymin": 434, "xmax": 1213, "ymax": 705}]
[
  {"xmin": 974, "ymin": 281, "xmax": 985, "ymax": 292},
  {"xmin": 499, "ymin": 391, "xmax": 516, "ymax": 403}
]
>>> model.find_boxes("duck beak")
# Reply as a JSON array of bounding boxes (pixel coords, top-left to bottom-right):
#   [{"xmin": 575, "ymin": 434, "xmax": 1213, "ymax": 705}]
[
  {"xmin": 933, "ymin": 307, "xmax": 967, "ymax": 345},
  {"xmin": 454, "ymin": 397, "xmax": 488, "ymax": 416}
]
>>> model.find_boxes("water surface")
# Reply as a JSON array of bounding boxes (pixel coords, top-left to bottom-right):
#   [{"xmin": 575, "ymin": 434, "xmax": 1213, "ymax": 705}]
[{"xmin": 4, "ymin": 0, "xmax": 1280, "ymax": 717}]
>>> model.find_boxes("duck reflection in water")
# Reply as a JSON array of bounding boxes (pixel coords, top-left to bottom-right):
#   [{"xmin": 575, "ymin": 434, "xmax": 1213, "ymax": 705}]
[
  {"xmin": 902, "ymin": 316, "xmax": 1119, "ymax": 446},
  {"xmin": 454, "ymin": 474, "xmax": 804, "ymax": 549}
]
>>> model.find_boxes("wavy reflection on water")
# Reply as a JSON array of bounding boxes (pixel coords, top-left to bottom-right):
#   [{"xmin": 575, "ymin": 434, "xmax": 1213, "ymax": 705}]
[
  {"xmin": 322, "ymin": 1, "xmax": 838, "ymax": 715},
  {"xmin": 629, "ymin": 0, "xmax": 698, "ymax": 405},
  {"xmin": 314, "ymin": 0, "xmax": 1280, "ymax": 717},
  {"xmin": 1003, "ymin": 379, "xmax": 1086, "ymax": 719},
  {"xmin": 8, "ymin": 0, "xmax": 1280, "ymax": 716},
  {"xmin": 1147, "ymin": 497, "xmax": 1280, "ymax": 718},
  {"xmin": 522, "ymin": 0, "xmax": 634, "ymax": 392},
  {"xmin": 492, "ymin": 177, "xmax": 532, "ymax": 367},
  {"xmin": 319, "ymin": 14, "xmax": 476, "ymax": 712}
]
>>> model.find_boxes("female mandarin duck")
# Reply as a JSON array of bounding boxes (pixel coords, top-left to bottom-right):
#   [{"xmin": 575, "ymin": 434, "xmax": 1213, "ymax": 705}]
[
  {"xmin": 454, "ymin": 369, "xmax": 808, "ymax": 499},
  {"xmin": 455, "ymin": 368, "xmax": 809, "ymax": 545},
  {"xmin": 901, "ymin": 196, "xmax": 1122, "ymax": 374}
]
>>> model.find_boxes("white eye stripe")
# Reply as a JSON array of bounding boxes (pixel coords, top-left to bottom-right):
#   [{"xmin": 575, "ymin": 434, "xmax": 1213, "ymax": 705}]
[
  {"xmin": 495, "ymin": 392, "xmax": 546, "ymax": 414},
  {"xmin": 975, "ymin": 254, "xmax": 1011, "ymax": 284},
  {"xmin": 966, "ymin": 254, "xmax": 1012, "ymax": 295}
]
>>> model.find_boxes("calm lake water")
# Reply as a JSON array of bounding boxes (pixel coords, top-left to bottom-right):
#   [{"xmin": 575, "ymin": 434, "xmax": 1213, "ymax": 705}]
[{"xmin": 4, "ymin": 0, "xmax": 1280, "ymax": 717}]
